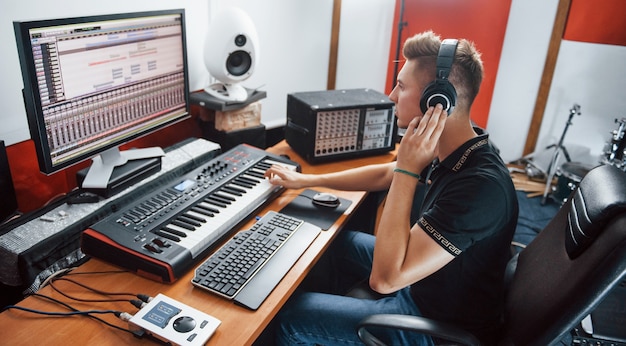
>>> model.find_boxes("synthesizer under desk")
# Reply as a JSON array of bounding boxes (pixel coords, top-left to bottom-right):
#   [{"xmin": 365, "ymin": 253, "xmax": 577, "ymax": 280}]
[{"xmin": 80, "ymin": 144, "xmax": 300, "ymax": 282}]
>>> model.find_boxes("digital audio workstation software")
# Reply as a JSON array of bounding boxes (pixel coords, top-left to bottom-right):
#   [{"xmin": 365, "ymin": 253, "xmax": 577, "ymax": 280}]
[{"xmin": 14, "ymin": 10, "xmax": 189, "ymax": 175}]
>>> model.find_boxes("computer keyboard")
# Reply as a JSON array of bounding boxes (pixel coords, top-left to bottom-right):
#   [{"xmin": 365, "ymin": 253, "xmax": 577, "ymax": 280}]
[{"xmin": 191, "ymin": 211, "xmax": 321, "ymax": 310}]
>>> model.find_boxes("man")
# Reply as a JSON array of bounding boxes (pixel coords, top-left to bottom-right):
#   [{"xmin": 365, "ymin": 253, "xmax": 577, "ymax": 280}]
[{"xmin": 265, "ymin": 30, "xmax": 518, "ymax": 345}]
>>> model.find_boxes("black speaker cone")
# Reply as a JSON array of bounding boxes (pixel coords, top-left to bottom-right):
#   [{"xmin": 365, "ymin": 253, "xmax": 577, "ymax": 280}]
[{"xmin": 226, "ymin": 50, "xmax": 252, "ymax": 77}]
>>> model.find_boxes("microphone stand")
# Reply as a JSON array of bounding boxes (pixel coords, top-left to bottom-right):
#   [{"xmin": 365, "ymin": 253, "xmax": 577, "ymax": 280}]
[
  {"xmin": 541, "ymin": 103, "xmax": 581, "ymax": 205},
  {"xmin": 391, "ymin": 0, "xmax": 407, "ymax": 88}
]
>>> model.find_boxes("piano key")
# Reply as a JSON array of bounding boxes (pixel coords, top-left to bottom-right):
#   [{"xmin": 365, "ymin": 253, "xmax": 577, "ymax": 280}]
[
  {"xmin": 178, "ymin": 215, "xmax": 203, "ymax": 227},
  {"xmin": 163, "ymin": 224, "xmax": 193, "ymax": 238},
  {"xmin": 221, "ymin": 186, "xmax": 244, "ymax": 196},
  {"xmin": 173, "ymin": 178, "xmax": 282, "ymax": 257},
  {"xmin": 193, "ymin": 204, "xmax": 219, "ymax": 215},
  {"xmin": 246, "ymin": 169, "xmax": 266, "ymax": 179},
  {"xmin": 155, "ymin": 228, "xmax": 183, "ymax": 241},
  {"xmin": 237, "ymin": 176, "xmax": 260, "ymax": 185},
  {"xmin": 231, "ymin": 179, "xmax": 255, "ymax": 189},
  {"xmin": 255, "ymin": 162, "xmax": 271, "ymax": 170},
  {"xmin": 171, "ymin": 220, "xmax": 196, "ymax": 230},
  {"xmin": 182, "ymin": 212, "xmax": 207, "ymax": 223},
  {"xmin": 214, "ymin": 191, "xmax": 236, "ymax": 201},
  {"xmin": 205, "ymin": 196, "xmax": 228, "ymax": 208},
  {"xmin": 226, "ymin": 184, "xmax": 247, "ymax": 194}
]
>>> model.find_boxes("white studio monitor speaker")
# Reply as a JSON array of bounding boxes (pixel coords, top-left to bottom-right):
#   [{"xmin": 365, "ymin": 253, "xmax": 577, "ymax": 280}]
[{"xmin": 204, "ymin": 7, "xmax": 259, "ymax": 102}]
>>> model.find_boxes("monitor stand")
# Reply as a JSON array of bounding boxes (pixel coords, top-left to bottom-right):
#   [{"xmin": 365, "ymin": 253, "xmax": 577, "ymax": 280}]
[{"xmin": 77, "ymin": 146, "xmax": 164, "ymax": 198}]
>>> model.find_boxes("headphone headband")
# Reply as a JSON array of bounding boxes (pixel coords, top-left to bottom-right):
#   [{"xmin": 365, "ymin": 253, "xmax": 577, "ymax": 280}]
[
  {"xmin": 436, "ymin": 39, "xmax": 458, "ymax": 80},
  {"xmin": 419, "ymin": 38, "xmax": 459, "ymax": 114}
]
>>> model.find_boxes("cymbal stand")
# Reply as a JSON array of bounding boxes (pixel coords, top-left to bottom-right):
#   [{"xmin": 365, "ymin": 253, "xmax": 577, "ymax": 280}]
[{"xmin": 541, "ymin": 103, "xmax": 581, "ymax": 205}]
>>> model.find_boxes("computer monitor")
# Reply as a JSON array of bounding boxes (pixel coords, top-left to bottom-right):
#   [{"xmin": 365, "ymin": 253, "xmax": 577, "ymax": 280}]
[{"xmin": 13, "ymin": 9, "xmax": 190, "ymax": 192}]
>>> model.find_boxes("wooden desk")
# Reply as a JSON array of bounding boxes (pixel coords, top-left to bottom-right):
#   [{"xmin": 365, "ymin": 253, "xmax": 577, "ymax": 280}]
[{"xmin": 0, "ymin": 140, "xmax": 397, "ymax": 345}]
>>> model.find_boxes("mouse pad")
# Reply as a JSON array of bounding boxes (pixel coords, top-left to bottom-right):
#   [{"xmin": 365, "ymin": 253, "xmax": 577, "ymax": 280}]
[{"xmin": 279, "ymin": 189, "xmax": 352, "ymax": 231}]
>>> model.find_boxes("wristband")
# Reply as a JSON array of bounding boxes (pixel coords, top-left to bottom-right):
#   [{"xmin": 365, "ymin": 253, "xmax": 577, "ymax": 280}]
[{"xmin": 393, "ymin": 168, "xmax": 421, "ymax": 180}]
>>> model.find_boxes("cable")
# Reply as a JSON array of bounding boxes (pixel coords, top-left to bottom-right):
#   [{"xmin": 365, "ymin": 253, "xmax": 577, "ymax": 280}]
[
  {"xmin": 39, "ymin": 266, "xmax": 76, "ymax": 288},
  {"xmin": 130, "ymin": 299, "xmax": 147, "ymax": 309},
  {"xmin": 40, "ymin": 269, "xmax": 154, "ymax": 309},
  {"xmin": 6, "ymin": 305, "xmax": 118, "ymax": 317},
  {"xmin": 49, "ymin": 282, "xmax": 131, "ymax": 303},
  {"xmin": 49, "ymin": 277, "xmax": 136, "ymax": 301},
  {"xmin": 48, "ymin": 278, "xmax": 154, "ymax": 310},
  {"xmin": 3, "ymin": 270, "xmax": 154, "ymax": 339},
  {"xmin": 42, "ymin": 270, "xmax": 152, "ymax": 303},
  {"xmin": 0, "ymin": 211, "xmax": 22, "ymax": 226},
  {"xmin": 2, "ymin": 293, "xmax": 142, "ymax": 337},
  {"xmin": 137, "ymin": 294, "xmax": 152, "ymax": 303},
  {"xmin": 43, "ymin": 191, "xmax": 71, "ymax": 207}
]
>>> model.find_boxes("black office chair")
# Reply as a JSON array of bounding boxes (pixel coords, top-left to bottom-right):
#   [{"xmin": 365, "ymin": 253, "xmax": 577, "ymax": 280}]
[{"xmin": 356, "ymin": 164, "xmax": 626, "ymax": 346}]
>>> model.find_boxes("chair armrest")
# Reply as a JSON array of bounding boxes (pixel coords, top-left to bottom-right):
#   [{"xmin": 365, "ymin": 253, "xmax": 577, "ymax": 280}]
[{"xmin": 357, "ymin": 314, "xmax": 483, "ymax": 346}]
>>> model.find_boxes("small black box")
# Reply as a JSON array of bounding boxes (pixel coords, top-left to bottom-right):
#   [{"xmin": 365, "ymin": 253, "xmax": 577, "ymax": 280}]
[
  {"xmin": 76, "ymin": 156, "xmax": 162, "ymax": 198},
  {"xmin": 285, "ymin": 88, "xmax": 397, "ymax": 164}
]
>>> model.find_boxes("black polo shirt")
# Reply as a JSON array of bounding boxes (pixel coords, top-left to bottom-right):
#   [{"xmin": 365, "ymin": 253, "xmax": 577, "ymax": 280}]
[{"xmin": 409, "ymin": 129, "xmax": 518, "ymax": 344}]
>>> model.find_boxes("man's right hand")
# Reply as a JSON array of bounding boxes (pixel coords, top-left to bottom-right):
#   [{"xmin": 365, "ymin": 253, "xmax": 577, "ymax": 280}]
[{"xmin": 265, "ymin": 165, "xmax": 310, "ymax": 189}]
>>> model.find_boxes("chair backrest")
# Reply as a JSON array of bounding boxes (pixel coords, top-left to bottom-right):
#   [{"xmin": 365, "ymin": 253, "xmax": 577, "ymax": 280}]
[{"xmin": 501, "ymin": 164, "xmax": 626, "ymax": 346}]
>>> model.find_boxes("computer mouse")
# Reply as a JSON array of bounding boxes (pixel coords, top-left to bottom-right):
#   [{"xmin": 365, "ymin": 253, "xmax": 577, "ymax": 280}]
[{"xmin": 312, "ymin": 192, "xmax": 340, "ymax": 208}]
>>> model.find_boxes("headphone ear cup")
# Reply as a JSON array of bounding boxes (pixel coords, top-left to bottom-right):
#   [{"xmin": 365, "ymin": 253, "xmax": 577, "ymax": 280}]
[
  {"xmin": 419, "ymin": 80, "xmax": 457, "ymax": 114},
  {"xmin": 420, "ymin": 81, "xmax": 437, "ymax": 113},
  {"xmin": 421, "ymin": 38, "xmax": 459, "ymax": 115}
]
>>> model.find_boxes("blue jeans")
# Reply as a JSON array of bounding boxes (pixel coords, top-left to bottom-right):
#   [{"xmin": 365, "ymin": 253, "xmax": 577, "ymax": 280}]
[{"xmin": 275, "ymin": 230, "xmax": 434, "ymax": 345}]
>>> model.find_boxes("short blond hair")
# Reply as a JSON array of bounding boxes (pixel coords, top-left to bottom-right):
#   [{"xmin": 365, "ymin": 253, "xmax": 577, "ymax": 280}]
[{"xmin": 402, "ymin": 30, "xmax": 484, "ymax": 108}]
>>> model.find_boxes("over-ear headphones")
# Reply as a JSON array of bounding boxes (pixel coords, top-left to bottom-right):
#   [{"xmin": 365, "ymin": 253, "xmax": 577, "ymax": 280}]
[{"xmin": 419, "ymin": 38, "xmax": 459, "ymax": 114}]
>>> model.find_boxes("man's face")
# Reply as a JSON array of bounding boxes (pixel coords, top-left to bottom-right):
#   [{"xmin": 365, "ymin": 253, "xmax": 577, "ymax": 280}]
[{"xmin": 388, "ymin": 59, "xmax": 431, "ymax": 129}]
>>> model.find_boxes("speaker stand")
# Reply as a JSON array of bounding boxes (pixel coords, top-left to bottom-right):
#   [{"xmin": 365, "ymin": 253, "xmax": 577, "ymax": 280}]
[{"xmin": 204, "ymin": 82, "xmax": 249, "ymax": 102}]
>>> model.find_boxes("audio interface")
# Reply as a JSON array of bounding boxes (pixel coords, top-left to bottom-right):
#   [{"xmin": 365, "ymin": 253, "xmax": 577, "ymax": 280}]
[{"xmin": 129, "ymin": 293, "xmax": 220, "ymax": 346}]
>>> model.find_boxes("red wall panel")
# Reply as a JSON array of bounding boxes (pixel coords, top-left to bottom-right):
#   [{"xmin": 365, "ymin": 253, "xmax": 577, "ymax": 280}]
[
  {"xmin": 7, "ymin": 140, "xmax": 72, "ymax": 212},
  {"xmin": 386, "ymin": 0, "xmax": 512, "ymax": 128},
  {"xmin": 563, "ymin": 0, "xmax": 626, "ymax": 46}
]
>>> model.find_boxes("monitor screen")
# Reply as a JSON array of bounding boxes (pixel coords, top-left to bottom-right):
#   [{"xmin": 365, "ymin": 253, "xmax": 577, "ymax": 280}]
[{"xmin": 13, "ymin": 9, "xmax": 190, "ymax": 189}]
